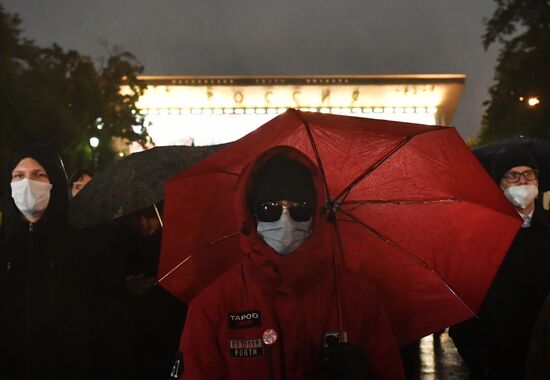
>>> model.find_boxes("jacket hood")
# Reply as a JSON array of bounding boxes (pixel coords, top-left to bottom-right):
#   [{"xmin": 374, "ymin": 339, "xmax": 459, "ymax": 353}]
[
  {"xmin": 2, "ymin": 144, "xmax": 68, "ymax": 238},
  {"xmin": 235, "ymin": 146, "xmax": 336, "ymax": 292}
]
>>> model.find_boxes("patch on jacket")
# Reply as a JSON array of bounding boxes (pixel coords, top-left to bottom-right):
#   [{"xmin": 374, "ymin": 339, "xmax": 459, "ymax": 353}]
[
  {"xmin": 229, "ymin": 339, "xmax": 264, "ymax": 358},
  {"xmin": 228, "ymin": 310, "xmax": 262, "ymax": 329}
]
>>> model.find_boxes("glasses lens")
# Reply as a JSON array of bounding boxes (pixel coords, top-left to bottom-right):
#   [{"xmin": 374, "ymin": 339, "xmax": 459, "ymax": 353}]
[
  {"xmin": 256, "ymin": 201, "xmax": 313, "ymax": 222},
  {"xmin": 504, "ymin": 171, "xmax": 521, "ymax": 183},
  {"xmin": 523, "ymin": 170, "xmax": 537, "ymax": 181},
  {"xmin": 504, "ymin": 170, "xmax": 538, "ymax": 183},
  {"xmin": 256, "ymin": 202, "xmax": 283, "ymax": 222},
  {"xmin": 288, "ymin": 202, "xmax": 313, "ymax": 222}
]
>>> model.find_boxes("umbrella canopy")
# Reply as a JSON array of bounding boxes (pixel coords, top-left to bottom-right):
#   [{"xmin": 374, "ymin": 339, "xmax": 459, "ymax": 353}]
[
  {"xmin": 472, "ymin": 136, "xmax": 550, "ymax": 191},
  {"xmin": 70, "ymin": 144, "xmax": 224, "ymax": 228},
  {"xmin": 159, "ymin": 109, "xmax": 521, "ymax": 345}
]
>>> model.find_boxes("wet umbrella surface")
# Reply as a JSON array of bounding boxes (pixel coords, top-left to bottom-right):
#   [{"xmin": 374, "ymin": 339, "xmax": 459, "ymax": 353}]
[
  {"xmin": 70, "ymin": 144, "xmax": 224, "ymax": 228},
  {"xmin": 159, "ymin": 109, "xmax": 521, "ymax": 345}
]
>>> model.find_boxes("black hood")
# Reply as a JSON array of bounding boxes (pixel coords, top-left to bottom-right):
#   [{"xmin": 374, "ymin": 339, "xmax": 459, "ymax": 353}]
[{"xmin": 2, "ymin": 144, "xmax": 68, "ymax": 238}]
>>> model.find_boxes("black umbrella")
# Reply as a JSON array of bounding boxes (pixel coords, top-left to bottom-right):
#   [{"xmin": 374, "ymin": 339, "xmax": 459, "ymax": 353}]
[
  {"xmin": 472, "ymin": 136, "xmax": 550, "ymax": 191},
  {"xmin": 70, "ymin": 144, "xmax": 225, "ymax": 228}
]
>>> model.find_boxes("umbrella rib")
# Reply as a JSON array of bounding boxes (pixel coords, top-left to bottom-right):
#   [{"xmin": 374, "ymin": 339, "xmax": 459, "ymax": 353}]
[
  {"xmin": 334, "ymin": 136, "xmax": 412, "ymax": 203},
  {"xmin": 216, "ymin": 169, "xmax": 240, "ymax": 177},
  {"xmin": 291, "ymin": 109, "xmax": 333, "ymax": 202},
  {"xmin": 158, "ymin": 231, "xmax": 241, "ymax": 284},
  {"xmin": 290, "ymin": 109, "xmax": 345, "ymax": 334},
  {"xmin": 337, "ymin": 207, "xmax": 477, "ymax": 317},
  {"xmin": 342, "ymin": 198, "xmax": 461, "ymax": 209},
  {"xmin": 185, "ymin": 169, "xmax": 240, "ymax": 177}
]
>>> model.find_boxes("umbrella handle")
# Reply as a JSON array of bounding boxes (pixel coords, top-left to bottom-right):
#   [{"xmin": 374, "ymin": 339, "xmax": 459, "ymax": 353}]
[
  {"xmin": 329, "ymin": 216, "xmax": 346, "ymax": 340},
  {"xmin": 154, "ymin": 204, "xmax": 164, "ymax": 229},
  {"xmin": 332, "ymin": 250, "xmax": 345, "ymax": 340}
]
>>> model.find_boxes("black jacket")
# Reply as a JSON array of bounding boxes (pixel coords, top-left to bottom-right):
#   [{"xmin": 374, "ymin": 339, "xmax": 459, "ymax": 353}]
[
  {"xmin": 526, "ymin": 291, "xmax": 550, "ymax": 380},
  {"xmin": 87, "ymin": 216, "xmax": 186, "ymax": 380},
  {"xmin": 450, "ymin": 202, "xmax": 550, "ymax": 380},
  {"xmin": 0, "ymin": 144, "xmax": 91, "ymax": 379}
]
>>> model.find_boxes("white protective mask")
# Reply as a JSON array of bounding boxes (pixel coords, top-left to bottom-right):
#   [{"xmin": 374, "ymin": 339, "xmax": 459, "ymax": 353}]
[
  {"xmin": 503, "ymin": 184, "xmax": 539, "ymax": 209},
  {"xmin": 10, "ymin": 178, "xmax": 52, "ymax": 220},
  {"xmin": 257, "ymin": 210, "xmax": 312, "ymax": 255}
]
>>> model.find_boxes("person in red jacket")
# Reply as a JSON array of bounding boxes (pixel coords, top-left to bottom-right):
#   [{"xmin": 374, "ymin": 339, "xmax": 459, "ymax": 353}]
[{"xmin": 174, "ymin": 146, "xmax": 404, "ymax": 380}]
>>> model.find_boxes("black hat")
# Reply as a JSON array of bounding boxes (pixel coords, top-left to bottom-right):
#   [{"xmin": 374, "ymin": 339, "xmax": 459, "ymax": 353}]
[
  {"xmin": 247, "ymin": 154, "xmax": 316, "ymax": 208},
  {"xmin": 490, "ymin": 146, "xmax": 539, "ymax": 183},
  {"xmin": 69, "ymin": 169, "xmax": 94, "ymax": 186}
]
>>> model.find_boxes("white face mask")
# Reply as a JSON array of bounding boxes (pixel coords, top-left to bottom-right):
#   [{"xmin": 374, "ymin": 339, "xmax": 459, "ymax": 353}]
[
  {"xmin": 257, "ymin": 210, "xmax": 312, "ymax": 255},
  {"xmin": 503, "ymin": 184, "xmax": 539, "ymax": 209},
  {"xmin": 11, "ymin": 178, "xmax": 52, "ymax": 221}
]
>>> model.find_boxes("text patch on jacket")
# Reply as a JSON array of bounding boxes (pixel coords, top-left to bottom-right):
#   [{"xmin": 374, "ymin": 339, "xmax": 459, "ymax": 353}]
[
  {"xmin": 229, "ymin": 339, "xmax": 264, "ymax": 358},
  {"xmin": 228, "ymin": 310, "xmax": 262, "ymax": 329}
]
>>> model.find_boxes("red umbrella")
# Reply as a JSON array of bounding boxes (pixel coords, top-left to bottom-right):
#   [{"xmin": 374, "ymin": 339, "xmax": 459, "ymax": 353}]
[{"xmin": 158, "ymin": 109, "xmax": 521, "ymax": 345}]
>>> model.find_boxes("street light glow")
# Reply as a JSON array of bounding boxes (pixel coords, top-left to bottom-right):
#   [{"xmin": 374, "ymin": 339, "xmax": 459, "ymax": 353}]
[
  {"xmin": 527, "ymin": 97, "xmax": 540, "ymax": 107},
  {"xmin": 89, "ymin": 137, "xmax": 100, "ymax": 148}
]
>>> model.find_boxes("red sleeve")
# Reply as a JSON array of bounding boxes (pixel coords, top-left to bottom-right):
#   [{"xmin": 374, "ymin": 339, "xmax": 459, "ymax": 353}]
[{"xmin": 180, "ymin": 298, "xmax": 226, "ymax": 380}]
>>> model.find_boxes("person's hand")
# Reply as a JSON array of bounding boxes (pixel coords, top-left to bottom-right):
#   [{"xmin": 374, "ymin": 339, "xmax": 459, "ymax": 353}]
[{"xmin": 323, "ymin": 335, "xmax": 371, "ymax": 380}]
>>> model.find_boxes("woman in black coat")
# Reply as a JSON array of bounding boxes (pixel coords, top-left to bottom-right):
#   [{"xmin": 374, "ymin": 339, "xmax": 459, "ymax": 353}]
[{"xmin": 0, "ymin": 144, "xmax": 91, "ymax": 379}]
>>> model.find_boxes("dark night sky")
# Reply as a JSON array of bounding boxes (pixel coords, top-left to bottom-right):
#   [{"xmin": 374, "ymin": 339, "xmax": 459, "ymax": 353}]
[{"xmin": 3, "ymin": 0, "xmax": 499, "ymax": 139}]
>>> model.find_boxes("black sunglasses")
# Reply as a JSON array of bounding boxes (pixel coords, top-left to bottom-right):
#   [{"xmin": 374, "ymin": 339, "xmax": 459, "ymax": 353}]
[{"xmin": 256, "ymin": 201, "xmax": 314, "ymax": 222}]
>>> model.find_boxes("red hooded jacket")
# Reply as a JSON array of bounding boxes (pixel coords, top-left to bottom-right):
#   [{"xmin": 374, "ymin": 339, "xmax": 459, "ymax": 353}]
[{"xmin": 179, "ymin": 147, "xmax": 404, "ymax": 380}]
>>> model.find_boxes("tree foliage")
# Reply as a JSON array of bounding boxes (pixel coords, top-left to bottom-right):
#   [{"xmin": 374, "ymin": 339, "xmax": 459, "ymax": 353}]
[
  {"xmin": 0, "ymin": 4, "xmax": 147, "ymax": 176},
  {"xmin": 479, "ymin": 0, "xmax": 550, "ymax": 143}
]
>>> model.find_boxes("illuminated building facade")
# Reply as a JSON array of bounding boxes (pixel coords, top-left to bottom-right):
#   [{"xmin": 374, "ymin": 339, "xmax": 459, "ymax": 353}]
[{"xmin": 128, "ymin": 74, "xmax": 465, "ymax": 147}]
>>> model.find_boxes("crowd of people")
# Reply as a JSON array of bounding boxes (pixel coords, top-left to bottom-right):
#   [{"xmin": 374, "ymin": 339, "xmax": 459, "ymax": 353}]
[
  {"xmin": 0, "ymin": 144, "xmax": 185, "ymax": 379},
  {"xmin": 0, "ymin": 141, "xmax": 549, "ymax": 380}
]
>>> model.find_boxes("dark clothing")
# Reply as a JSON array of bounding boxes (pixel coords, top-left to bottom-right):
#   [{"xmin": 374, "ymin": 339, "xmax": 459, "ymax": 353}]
[
  {"xmin": 85, "ymin": 222, "xmax": 133, "ymax": 379},
  {"xmin": 87, "ymin": 220, "xmax": 186, "ymax": 380},
  {"xmin": 450, "ymin": 204, "xmax": 550, "ymax": 379},
  {"xmin": 0, "ymin": 220, "xmax": 91, "ymax": 378},
  {"xmin": 119, "ymin": 226, "xmax": 186, "ymax": 380},
  {"xmin": 127, "ymin": 285, "xmax": 186, "ymax": 379},
  {"xmin": 526, "ymin": 292, "xmax": 550, "ymax": 380},
  {"xmin": 0, "ymin": 144, "xmax": 91, "ymax": 379}
]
